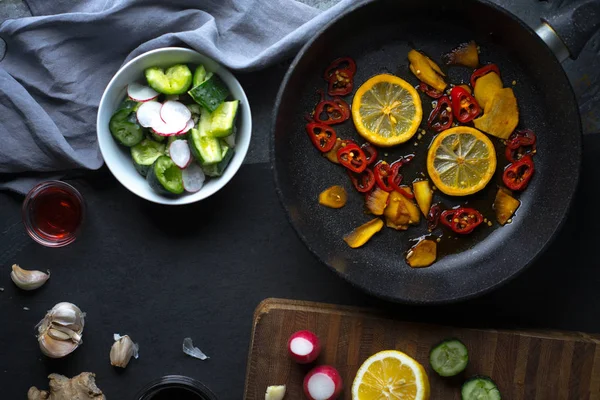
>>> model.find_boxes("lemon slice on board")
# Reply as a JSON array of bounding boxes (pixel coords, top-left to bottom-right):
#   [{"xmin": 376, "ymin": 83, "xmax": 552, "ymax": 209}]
[
  {"xmin": 352, "ymin": 350, "xmax": 430, "ymax": 400},
  {"xmin": 352, "ymin": 74, "xmax": 422, "ymax": 147},
  {"xmin": 427, "ymin": 126, "xmax": 497, "ymax": 196}
]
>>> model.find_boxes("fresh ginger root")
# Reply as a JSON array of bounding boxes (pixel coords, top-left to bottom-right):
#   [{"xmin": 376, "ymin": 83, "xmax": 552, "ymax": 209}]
[{"xmin": 28, "ymin": 373, "xmax": 105, "ymax": 400}]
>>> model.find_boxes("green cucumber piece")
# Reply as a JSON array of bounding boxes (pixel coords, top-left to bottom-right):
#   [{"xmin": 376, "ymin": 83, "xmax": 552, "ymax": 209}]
[
  {"xmin": 131, "ymin": 139, "xmax": 165, "ymax": 176},
  {"xmin": 190, "ymin": 129, "xmax": 222, "ymax": 165},
  {"xmin": 208, "ymin": 100, "xmax": 239, "ymax": 137},
  {"xmin": 109, "ymin": 108, "xmax": 144, "ymax": 147},
  {"xmin": 461, "ymin": 376, "xmax": 501, "ymax": 400},
  {"xmin": 145, "ymin": 64, "xmax": 193, "ymax": 95},
  {"xmin": 146, "ymin": 156, "xmax": 184, "ymax": 195},
  {"xmin": 119, "ymin": 98, "xmax": 140, "ymax": 111},
  {"xmin": 202, "ymin": 144, "xmax": 234, "ymax": 177},
  {"xmin": 188, "ymin": 74, "xmax": 229, "ymax": 112},
  {"xmin": 150, "ymin": 131, "xmax": 166, "ymax": 143},
  {"xmin": 192, "ymin": 65, "xmax": 207, "ymax": 87},
  {"xmin": 430, "ymin": 338, "xmax": 469, "ymax": 377}
]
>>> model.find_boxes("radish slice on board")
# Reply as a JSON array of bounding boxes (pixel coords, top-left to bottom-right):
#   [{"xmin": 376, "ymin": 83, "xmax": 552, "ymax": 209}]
[
  {"xmin": 182, "ymin": 163, "xmax": 206, "ymax": 192},
  {"xmin": 169, "ymin": 140, "xmax": 192, "ymax": 168},
  {"xmin": 304, "ymin": 366, "xmax": 343, "ymax": 400},
  {"xmin": 288, "ymin": 330, "xmax": 321, "ymax": 364},
  {"xmin": 127, "ymin": 83, "xmax": 159, "ymax": 102},
  {"xmin": 178, "ymin": 118, "xmax": 195, "ymax": 134},
  {"xmin": 136, "ymin": 101, "xmax": 162, "ymax": 128},
  {"xmin": 161, "ymin": 101, "xmax": 192, "ymax": 127}
]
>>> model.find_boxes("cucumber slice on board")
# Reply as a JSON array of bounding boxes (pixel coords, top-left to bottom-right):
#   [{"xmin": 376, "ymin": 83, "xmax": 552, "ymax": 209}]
[
  {"xmin": 109, "ymin": 108, "xmax": 144, "ymax": 147},
  {"xmin": 188, "ymin": 74, "xmax": 230, "ymax": 112},
  {"xmin": 131, "ymin": 139, "xmax": 165, "ymax": 176},
  {"xmin": 461, "ymin": 376, "xmax": 501, "ymax": 400},
  {"xmin": 145, "ymin": 64, "xmax": 193, "ymax": 95},
  {"xmin": 146, "ymin": 156, "xmax": 184, "ymax": 195},
  {"xmin": 208, "ymin": 100, "xmax": 239, "ymax": 137},
  {"xmin": 430, "ymin": 338, "xmax": 469, "ymax": 377}
]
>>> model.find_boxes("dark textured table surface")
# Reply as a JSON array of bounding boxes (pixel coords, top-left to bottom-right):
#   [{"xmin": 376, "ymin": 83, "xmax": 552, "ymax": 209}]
[{"xmin": 1, "ymin": 1, "xmax": 599, "ymax": 399}]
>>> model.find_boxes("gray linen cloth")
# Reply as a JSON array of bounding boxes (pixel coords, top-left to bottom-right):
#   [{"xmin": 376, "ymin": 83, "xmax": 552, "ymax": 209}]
[{"xmin": 0, "ymin": 0, "xmax": 353, "ymax": 193}]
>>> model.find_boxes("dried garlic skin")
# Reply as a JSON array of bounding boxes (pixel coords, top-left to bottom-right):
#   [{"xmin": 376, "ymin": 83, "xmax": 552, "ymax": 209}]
[
  {"xmin": 183, "ymin": 337, "xmax": 209, "ymax": 360},
  {"xmin": 10, "ymin": 264, "xmax": 50, "ymax": 290},
  {"xmin": 37, "ymin": 302, "xmax": 85, "ymax": 358},
  {"xmin": 110, "ymin": 334, "xmax": 139, "ymax": 368}
]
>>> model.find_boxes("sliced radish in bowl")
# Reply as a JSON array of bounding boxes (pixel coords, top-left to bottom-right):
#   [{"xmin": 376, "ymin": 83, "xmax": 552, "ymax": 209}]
[
  {"xmin": 182, "ymin": 163, "xmax": 206, "ymax": 192},
  {"xmin": 288, "ymin": 330, "xmax": 321, "ymax": 364},
  {"xmin": 178, "ymin": 118, "xmax": 195, "ymax": 134},
  {"xmin": 136, "ymin": 101, "xmax": 162, "ymax": 128},
  {"xmin": 127, "ymin": 83, "xmax": 159, "ymax": 102},
  {"xmin": 169, "ymin": 139, "xmax": 192, "ymax": 169},
  {"xmin": 304, "ymin": 366, "xmax": 343, "ymax": 400},
  {"xmin": 161, "ymin": 100, "xmax": 192, "ymax": 127}
]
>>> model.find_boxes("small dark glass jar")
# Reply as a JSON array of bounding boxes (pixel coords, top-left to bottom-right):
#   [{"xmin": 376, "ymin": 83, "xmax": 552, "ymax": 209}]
[{"xmin": 136, "ymin": 375, "xmax": 217, "ymax": 400}]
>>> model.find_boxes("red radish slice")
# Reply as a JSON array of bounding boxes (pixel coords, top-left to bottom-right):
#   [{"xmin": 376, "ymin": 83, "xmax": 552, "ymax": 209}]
[
  {"xmin": 137, "ymin": 101, "xmax": 162, "ymax": 128},
  {"xmin": 169, "ymin": 140, "xmax": 192, "ymax": 168},
  {"xmin": 304, "ymin": 366, "xmax": 342, "ymax": 400},
  {"xmin": 161, "ymin": 101, "xmax": 192, "ymax": 127},
  {"xmin": 127, "ymin": 83, "xmax": 159, "ymax": 102},
  {"xmin": 178, "ymin": 118, "xmax": 195, "ymax": 134},
  {"xmin": 182, "ymin": 163, "xmax": 206, "ymax": 193},
  {"xmin": 288, "ymin": 330, "xmax": 321, "ymax": 364}
]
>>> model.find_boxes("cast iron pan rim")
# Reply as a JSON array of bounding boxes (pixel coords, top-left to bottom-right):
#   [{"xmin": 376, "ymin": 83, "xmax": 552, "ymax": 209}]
[{"xmin": 270, "ymin": 0, "xmax": 583, "ymax": 305}]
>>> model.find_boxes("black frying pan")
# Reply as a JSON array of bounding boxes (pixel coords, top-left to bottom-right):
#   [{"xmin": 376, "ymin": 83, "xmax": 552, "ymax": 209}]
[{"xmin": 272, "ymin": 0, "xmax": 600, "ymax": 304}]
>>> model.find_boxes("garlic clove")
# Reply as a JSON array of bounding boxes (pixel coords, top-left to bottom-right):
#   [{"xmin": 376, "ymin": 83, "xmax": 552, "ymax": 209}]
[
  {"xmin": 10, "ymin": 264, "xmax": 50, "ymax": 291},
  {"xmin": 48, "ymin": 302, "xmax": 85, "ymax": 332},
  {"xmin": 36, "ymin": 302, "xmax": 85, "ymax": 358},
  {"xmin": 265, "ymin": 385, "xmax": 287, "ymax": 400},
  {"xmin": 39, "ymin": 333, "xmax": 80, "ymax": 358},
  {"xmin": 110, "ymin": 334, "xmax": 139, "ymax": 368},
  {"xmin": 47, "ymin": 328, "xmax": 72, "ymax": 341}
]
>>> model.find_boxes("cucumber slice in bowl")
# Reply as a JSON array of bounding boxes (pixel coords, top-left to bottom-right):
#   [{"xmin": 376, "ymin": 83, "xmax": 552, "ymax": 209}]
[
  {"xmin": 430, "ymin": 338, "xmax": 469, "ymax": 377},
  {"xmin": 209, "ymin": 100, "xmax": 239, "ymax": 137},
  {"xmin": 188, "ymin": 74, "xmax": 230, "ymax": 112},
  {"xmin": 145, "ymin": 64, "xmax": 193, "ymax": 95},
  {"xmin": 146, "ymin": 156, "xmax": 184, "ymax": 195},
  {"xmin": 131, "ymin": 139, "xmax": 165, "ymax": 176},
  {"xmin": 461, "ymin": 376, "xmax": 501, "ymax": 400},
  {"xmin": 109, "ymin": 108, "xmax": 144, "ymax": 147}
]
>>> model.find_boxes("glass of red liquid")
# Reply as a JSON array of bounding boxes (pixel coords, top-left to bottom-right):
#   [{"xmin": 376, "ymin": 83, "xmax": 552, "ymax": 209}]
[{"xmin": 22, "ymin": 181, "xmax": 85, "ymax": 247}]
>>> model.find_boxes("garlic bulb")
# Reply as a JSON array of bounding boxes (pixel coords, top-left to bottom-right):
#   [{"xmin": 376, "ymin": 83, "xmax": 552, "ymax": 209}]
[
  {"xmin": 110, "ymin": 334, "xmax": 139, "ymax": 368},
  {"xmin": 37, "ymin": 302, "xmax": 85, "ymax": 358},
  {"xmin": 10, "ymin": 264, "xmax": 50, "ymax": 290}
]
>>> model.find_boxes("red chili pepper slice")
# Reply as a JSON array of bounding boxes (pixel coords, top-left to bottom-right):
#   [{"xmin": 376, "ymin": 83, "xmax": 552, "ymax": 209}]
[
  {"xmin": 327, "ymin": 69, "xmax": 354, "ymax": 96},
  {"xmin": 361, "ymin": 143, "xmax": 378, "ymax": 166},
  {"xmin": 348, "ymin": 168, "xmax": 375, "ymax": 193},
  {"xmin": 507, "ymin": 129, "xmax": 536, "ymax": 149},
  {"xmin": 373, "ymin": 161, "xmax": 394, "ymax": 192},
  {"xmin": 450, "ymin": 86, "xmax": 481, "ymax": 123},
  {"xmin": 337, "ymin": 143, "xmax": 368, "ymax": 173},
  {"xmin": 383, "ymin": 161, "xmax": 409, "ymax": 199},
  {"xmin": 470, "ymin": 64, "xmax": 501, "ymax": 88},
  {"xmin": 418, "ymin": 82, "xmax": 443, "ymax": 99},
  {"xmin": 441, "ymin": 207, "xmax": 484, "ymax": 234},
  {"xmin": 503, "ymin": 155, "xmax": 535, "ymax": 191},
  {"xmin": 305, "ymin": 122, "xmax": 336, "ymax": 152},
  {"xmin": 427, "ymin": 204, "xmax": 441, "ymax": 231},
  {"xmin": 312, "ymin": 90, "xmax": 349, "ymax": 125},
  {"xmin": 332, "ymin": 97, "xmax": 351, "ymax": 120},
  {"xmin": 323, "ymin": 57, "xmax": 357, "ymax": 81},
  {"xmin": 427, "ymin": 96, "xmax": 453, "ymax": 132}
]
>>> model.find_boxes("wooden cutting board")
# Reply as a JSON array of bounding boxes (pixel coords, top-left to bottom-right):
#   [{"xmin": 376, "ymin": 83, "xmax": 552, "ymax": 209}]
[{"xmin": 244, "ymin": 298, "xmax": 600, "ymax": 400}]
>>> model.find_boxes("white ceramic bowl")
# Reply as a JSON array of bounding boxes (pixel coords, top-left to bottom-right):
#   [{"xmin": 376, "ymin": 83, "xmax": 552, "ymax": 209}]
[{"xmin": 97, "ymin": 47, "xmax": 252, "ymax": 205}]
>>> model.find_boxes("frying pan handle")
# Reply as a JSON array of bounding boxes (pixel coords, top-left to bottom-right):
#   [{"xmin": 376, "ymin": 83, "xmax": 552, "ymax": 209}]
[{"xmin": 538, "ymin": 0, "xmax": 600, "ymax": 61}]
